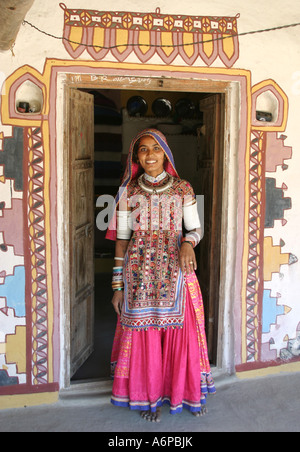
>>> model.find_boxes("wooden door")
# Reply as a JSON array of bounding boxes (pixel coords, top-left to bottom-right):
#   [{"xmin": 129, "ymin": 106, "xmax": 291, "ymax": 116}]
[
  {"xmin": 69, "ymin": 89, "xmax": 95, "ymax": 377},
  {"xmin": 196, "ymin": 94, "xmax": 224, "ymax": 363}
]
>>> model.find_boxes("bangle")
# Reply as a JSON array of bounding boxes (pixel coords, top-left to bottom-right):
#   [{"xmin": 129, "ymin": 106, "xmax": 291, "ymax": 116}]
[
  {"xmin": 112, "ymin": 267, "xmax": 123, "ymax": 279},
  {"xmin": 185, "ymin": 231, "xmax": 201, "ymax": 247},
  {"xmin": 112, "ymin": 281, "xmax": 124, "ymax": 288},
  {"xmin": 182, "ymin": 240, "xmax": 194, "ymax": 248},
  {"xmin": 112, "ymin": 266, "xmax": 124, "ymax": 291},
  {"xmin": 113, "ymin": 287, "xmax": 124, "ymax": 292},
  {"xmin": 114, "ymin": 257, "xmax": 125, "ymax": 261},
  {"xmin": 112, "ymin": 281, "xmax": 124, "ymax": 287}
]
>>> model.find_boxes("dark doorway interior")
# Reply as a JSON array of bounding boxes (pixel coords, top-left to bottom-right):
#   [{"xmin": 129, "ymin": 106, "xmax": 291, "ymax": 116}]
[{"xmin": 71, "ymin": 88, "xmax": 223, "ymax": 382}]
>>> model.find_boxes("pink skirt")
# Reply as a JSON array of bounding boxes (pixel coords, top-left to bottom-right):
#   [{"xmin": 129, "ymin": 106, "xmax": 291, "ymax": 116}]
[{"xmin": 110, "ymin": 273, "xmax": 216, "ymax": 414}]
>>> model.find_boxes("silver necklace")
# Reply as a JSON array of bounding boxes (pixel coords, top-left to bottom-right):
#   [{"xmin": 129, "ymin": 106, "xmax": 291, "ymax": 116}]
[{"xmin": 138, "ymin": 174, "xmax": 174, "ymax": 194}]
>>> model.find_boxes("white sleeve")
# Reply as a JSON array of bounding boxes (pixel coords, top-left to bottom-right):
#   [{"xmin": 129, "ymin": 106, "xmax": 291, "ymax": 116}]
[
  {"xmin": 117, "ymin": 210, "xmax": 132, "ymax": 240},
  {"xmin": 183, "ymin": 202, "xmax": 201, "ymax": 231}
]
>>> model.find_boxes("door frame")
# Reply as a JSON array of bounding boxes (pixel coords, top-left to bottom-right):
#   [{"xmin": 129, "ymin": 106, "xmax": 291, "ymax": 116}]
[{"xmin": 56, "ymin": 69, "xmax": 241, "ymax": 390}]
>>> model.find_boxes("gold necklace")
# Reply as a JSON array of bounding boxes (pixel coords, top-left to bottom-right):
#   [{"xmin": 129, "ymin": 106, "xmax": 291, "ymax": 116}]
[{"xmin": 137, "ymin": 174, "xmax": 174, "ymax": 194}]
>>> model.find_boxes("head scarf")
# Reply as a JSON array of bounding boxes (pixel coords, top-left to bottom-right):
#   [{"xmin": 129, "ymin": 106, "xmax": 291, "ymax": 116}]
[{"xmin": 106, "ymin": 128, "xmax": 180, "ymax": 241}]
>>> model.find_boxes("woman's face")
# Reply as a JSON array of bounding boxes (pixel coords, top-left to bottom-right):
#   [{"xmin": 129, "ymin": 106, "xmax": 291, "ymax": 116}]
[{"xmin": 137, "ymin": 136, "xmax": 165, "ymax": 177}]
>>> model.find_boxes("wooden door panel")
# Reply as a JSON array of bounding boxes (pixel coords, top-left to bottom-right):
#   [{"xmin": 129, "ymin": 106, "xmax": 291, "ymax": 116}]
[
  {"xmin": 198, "ymin": 164, "xmax": 213, "ymax": 303},
  {"xmin": 74, "ymin": 224, "xmax": 94, "ymax": 294},
  {"xmin": 70, "ymin": 92, "xmax": 94, "ymax": 161},
  {"xmin": 197, "ymin": 94, "xmax": 223, "ymax": 363},
  {"xmin": 73, "ymin": 165, "xmax": 93, "ymax": 231},
  {"xmin": 71, "ymin": 291, "xmax": 94, "ymax": 375},
  {"xmin": 69, "ymin": 89, "xmax": 94, "ymax": 377}
]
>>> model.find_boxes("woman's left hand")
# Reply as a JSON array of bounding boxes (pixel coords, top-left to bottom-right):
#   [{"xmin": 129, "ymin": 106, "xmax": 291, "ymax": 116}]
[{"xmin": 179, "ymin": 242, "xmax": 197, "ymax": 275}]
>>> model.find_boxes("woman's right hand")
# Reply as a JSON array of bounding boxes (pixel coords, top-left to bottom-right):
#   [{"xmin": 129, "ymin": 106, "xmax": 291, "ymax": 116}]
[{"xmin": 112, "ymin": 290, "xmax": 124, "ymax": 316}]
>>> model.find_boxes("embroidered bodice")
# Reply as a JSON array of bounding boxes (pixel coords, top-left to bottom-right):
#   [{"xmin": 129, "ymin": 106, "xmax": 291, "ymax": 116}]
[{"xmin": 121, "ymin": 175, "xmax": 196, "ymax": 330}]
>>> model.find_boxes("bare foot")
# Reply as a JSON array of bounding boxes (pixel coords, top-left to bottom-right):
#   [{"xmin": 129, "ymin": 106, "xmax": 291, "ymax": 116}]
[
  {"xmin": 140, "ymin": 407, "xmax": 162, "ymax": 423},
  {"xmin": 192, "ymin": 406, "xmax": 208, "ymax": 417}
]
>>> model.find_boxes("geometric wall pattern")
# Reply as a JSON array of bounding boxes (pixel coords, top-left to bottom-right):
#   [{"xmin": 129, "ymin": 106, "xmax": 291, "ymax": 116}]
[
  {"xmin": 245, "ymin": 131, "xmax": 265, "ymax": 362},
  {"xmin": 261, "ymin": 130, "xmax": 298, "ymax": 363},
  {"xmin": 0, "ymin": 128, "xmax": 26, "ymax": 388},
  {"xmin": 26, "ymin": 126, "xmax": 50, "ymax": 386},
  {"xmin": 262, "ymin": 289, "xmax": 289, "ymax": 334},
  {"xmin": 265, "ymin": 178, "xmax": 291, "ymax": 228},
  {"xmin": 0, "ymin": 124, "xmax": 53, "ymax": 392},
  {"xmin": 244, "ymin": 129, "xmax": 297, "ymax": 365}
]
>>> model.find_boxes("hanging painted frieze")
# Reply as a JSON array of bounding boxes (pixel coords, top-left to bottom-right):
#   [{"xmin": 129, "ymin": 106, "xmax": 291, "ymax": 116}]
[{"xmin": 60, "ymin": 3, "xmax": 240, "ymax": 67}]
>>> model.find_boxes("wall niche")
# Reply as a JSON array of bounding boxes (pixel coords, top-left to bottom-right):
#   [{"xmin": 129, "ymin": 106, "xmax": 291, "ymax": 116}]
[{"xmin": 15, "ymin": 80, "xmax": 43, "ymax": 115}]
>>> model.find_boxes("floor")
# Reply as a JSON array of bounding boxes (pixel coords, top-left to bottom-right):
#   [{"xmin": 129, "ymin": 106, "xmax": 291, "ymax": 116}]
[{"xmin": 1, "ymin": 372, "xmax": 300, "ymax": 432}]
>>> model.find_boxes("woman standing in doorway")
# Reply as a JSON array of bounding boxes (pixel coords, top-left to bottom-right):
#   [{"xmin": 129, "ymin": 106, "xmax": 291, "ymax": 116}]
[{"xmin": 106, "ymin": 129, "xmax": 215, "ymax": 422}]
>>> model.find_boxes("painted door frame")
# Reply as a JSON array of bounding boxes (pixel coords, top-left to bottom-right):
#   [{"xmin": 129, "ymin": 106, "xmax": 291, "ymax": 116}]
[
  {"xmin": 2, "ymin": 60, "xmax": 294, "ymax": 397},
  {"xmin": 56, "ymin": 66, "xmax": 242, "ymax": 389}
]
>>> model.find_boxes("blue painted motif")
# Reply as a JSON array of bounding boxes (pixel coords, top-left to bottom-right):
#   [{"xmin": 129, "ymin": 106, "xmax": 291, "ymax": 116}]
[
  {"xmin": 0, "ymin": 266, "xmax": 25, "ymax": 317},
  {"xmin": 262, "ymin": 289, "xmax": 284, "ymax": 333}
]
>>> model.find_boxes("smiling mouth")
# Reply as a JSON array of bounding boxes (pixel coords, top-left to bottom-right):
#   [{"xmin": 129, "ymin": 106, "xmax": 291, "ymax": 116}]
[{"xmin": 146, "ymin": 160, "xmax": 157, "ymax": 164}]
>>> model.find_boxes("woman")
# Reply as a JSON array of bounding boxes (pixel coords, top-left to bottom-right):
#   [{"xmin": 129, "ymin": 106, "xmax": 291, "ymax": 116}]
[{"xmin": 106, "ymin": 129, "xmax": 215, "ymax": 422}]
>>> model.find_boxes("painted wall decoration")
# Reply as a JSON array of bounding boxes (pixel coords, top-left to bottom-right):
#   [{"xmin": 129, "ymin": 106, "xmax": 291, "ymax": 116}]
[
  {"xmin": 0, "ymin": 122, "xmax": 58, "ymax": 395},
  {"xmin": 25, "ymin": 126, "xmax": 51, "ymax": 386},
  {"xmin": 0, "ymin": 127, "xmax": 26, "ymax": 388},
  {"xmin": 0, "ymin": 67, "xmax": 58, "ymax": 396},
  {"xmin": 260, "ymin": 127, "xmax": 299, "ymax": 363},
  {"xmin": 0, "ymin": 127, "xmax": 24, "ymax": 191},
  {"xmin": 234, "ymin": 79, "xmax": 299, "ymax": 370},
  {"xmin": 60, "ymin": 3, "xmax": 240, "ymax": 67}
]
